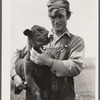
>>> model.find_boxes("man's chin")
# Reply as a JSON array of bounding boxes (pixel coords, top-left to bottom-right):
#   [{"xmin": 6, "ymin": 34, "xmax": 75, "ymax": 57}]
[{"xmin": 55, "ymin": 28, "xmax": 63, "ymax": 32}]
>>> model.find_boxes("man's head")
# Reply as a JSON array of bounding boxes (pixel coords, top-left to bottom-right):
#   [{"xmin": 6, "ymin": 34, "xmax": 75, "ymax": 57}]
[{"xmin": 47, "ymin": 0, "xmax": 71, "ymax": 32}]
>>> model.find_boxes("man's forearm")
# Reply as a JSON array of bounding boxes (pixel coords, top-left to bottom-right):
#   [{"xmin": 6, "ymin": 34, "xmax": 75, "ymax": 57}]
[
  {"xmin": 10, "ymin": 67, "xmax": 17, "ymax": 80},
  {"xmin": 51, "ymin": 59, "xmax": 84, "ymax": 77}
]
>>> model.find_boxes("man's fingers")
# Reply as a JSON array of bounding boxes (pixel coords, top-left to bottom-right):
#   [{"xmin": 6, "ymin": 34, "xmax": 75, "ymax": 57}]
[
  {"xmin": 30, "ymin": 48, "xmax": 39, "ymax": 56},
  {"xmin": 40, "ymin": 47, "xmax": 45, "ymax": 53},
  {"xmin": 17, "ymin": 83, "xmax": 26, "ymax": 90},
  {"xmin": 30, "ymin": 55, "xmax": 36, "ymax": 61},
  {"xmin": 30, "ymin": 54, "xmax": 39, "ymax": 64}
]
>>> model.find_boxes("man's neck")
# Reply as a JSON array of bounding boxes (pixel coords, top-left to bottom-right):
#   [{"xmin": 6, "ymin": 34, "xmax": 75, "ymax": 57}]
[{"xmin": 53, "ymin": 28, "xmax": 67, "ymax": 39}]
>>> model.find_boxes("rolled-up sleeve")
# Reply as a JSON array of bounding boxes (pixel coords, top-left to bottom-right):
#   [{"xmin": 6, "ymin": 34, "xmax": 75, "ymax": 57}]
[
  {"xmin": 10, "ymin": 46, "xmax": 27, "ymax": 79},
  {"xmin": 51, "ymin": 36, "xmax": 85, "ymax": 77},
  {"xmin": 10, "ymin": 50, "xmax": 20, "ymax": 78}
]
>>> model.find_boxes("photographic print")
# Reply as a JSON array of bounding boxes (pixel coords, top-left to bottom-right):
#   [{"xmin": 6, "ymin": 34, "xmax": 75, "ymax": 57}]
[{"xmin": 2, "ymin": 0, "xmax": 98, "ymax": 100}]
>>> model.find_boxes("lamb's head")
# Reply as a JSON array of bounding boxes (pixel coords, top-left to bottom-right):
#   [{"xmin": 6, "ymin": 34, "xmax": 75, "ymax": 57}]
[{"xmin": 23, "ymin": 25, "xmax": 53, "ymax": 49}]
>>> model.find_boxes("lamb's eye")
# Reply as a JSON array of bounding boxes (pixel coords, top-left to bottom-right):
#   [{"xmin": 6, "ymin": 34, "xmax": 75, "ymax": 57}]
[
  {"xmin": 40, "ymin": 30, "xmax": 44, "ymax": 33},
  {"xmin": 35, "ymin": 36, "xmax": 40, "ymax": 40},
  {"xmin": 35, "ymin": 34, "xmax": 40, "ymax": 37}
]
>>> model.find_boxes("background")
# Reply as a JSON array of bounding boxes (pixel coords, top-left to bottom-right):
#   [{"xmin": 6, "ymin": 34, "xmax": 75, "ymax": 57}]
[
  {"xmin": 11, "ymin": 0, "xmax": 98, "ymax": 58},
  {"xmin": 2, "ymin": 0, "xmax": 98, "ymax": 100}
]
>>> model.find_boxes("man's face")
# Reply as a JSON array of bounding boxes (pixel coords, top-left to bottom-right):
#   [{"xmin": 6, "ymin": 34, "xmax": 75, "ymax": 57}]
[{"xmin": 49, "ymin": 8, "xmax": 67, "ymax": 32}]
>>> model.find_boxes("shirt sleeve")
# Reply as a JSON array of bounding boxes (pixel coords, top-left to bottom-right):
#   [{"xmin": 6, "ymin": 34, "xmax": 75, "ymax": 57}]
[
  {"xmin": 51, "ymin": 36, "xmax": 85, "ymax": 77},
  {"xmin": 10, "ymin": 50, "xmax": 20, "ymax": 78},
  {"xmin": 10, "ymin": 46, "xmax": 27, "ymax": 79}
]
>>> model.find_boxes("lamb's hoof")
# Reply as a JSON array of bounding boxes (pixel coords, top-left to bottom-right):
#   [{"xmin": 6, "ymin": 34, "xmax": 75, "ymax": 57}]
[
  {"xmin": 35, "ymin": 91, "xmax": 41, "ymax": 100},
  {"xmin": 14, "ymin": 86, "xmax": 22, "ymax": 94}
]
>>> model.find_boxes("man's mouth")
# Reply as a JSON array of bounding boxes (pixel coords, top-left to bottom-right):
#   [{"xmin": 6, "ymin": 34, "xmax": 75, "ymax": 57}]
[{"xmin": 54, "ymin": 23, "xmax": 62, "ymax": 28}]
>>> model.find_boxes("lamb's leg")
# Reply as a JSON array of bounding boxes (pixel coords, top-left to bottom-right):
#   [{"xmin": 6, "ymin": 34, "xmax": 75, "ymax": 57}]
[
  {"xmin": 26, "ymin": 74, "xmax": 41, "ymax": 100},
  {"xmin": 14, "ymin": 59, "xmax": 26, "ymax": 94},
  {"xmin": 24, "ymin": 58, "xmax": 41, "ymax": 100}
]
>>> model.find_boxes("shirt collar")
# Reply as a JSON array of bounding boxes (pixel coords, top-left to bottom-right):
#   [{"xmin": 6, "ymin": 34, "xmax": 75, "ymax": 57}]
[
  {"xmin": 49, "ymin": 28, "xmax": 71, "ymax": 40},
  {"xmin": 48, "ymin": 28, "xmax": 71, "ymax": 44},
  {"xmin": 61, "ymin": 28, "xmax": 71, "ymax": 37}
]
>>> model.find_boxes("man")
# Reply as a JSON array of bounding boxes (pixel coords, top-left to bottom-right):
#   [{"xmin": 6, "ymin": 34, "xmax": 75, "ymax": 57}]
[{"xmin": 11, "ymin": 0, "xmax": 85, "ymax": 100}]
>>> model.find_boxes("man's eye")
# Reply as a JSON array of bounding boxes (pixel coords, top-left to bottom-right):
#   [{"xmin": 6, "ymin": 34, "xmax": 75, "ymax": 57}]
[
  {"xmin": 49, "ymin": 15, "xmax": 56, "ymax": 19},
  {"xmin": 51, "ymin": 16, "xmax": 56, "ymax": 19},
  {"xmin": 58, "ymin": 15, "xmax": 64, "ymax": 18}
]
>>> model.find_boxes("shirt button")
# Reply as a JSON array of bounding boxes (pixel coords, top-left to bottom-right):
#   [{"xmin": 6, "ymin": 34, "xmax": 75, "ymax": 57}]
[
  {"xmin": 65, "ymin": 45, "xmax": 67, "ymax": 48},
  {"xmin": 45, "ymin": 51, "xmax": 48, "ymax": 54},
  {"xmin": 43, "ymin": 47, "xmax": 46, "ymax": 50}
]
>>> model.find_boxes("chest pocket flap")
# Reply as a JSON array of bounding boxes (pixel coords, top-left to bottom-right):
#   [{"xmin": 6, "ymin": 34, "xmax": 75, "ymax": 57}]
[{"xmin": 43, "ymin": 44, "xmax": 70, "ymax": 60}]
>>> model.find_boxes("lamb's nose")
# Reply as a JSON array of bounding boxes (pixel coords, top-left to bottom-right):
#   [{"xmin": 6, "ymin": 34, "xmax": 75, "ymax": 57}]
[{"xmin": 48, "ymin": 32, "xmax": 53, "ymax": 38}]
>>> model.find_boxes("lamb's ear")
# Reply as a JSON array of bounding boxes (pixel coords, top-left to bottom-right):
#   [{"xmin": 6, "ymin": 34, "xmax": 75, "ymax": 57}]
[{"xmin": 23, "ymin": 29, "xmax": 32, "ymax": 36}]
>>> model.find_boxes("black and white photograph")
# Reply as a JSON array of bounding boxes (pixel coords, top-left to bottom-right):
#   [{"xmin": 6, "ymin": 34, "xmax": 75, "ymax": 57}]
[{"xmin": 2, "ymin": 0, "xmax": 98, "ymax": 100}]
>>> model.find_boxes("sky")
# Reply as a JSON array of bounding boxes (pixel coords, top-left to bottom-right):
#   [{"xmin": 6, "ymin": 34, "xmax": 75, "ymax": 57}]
[{"xmin": 11, "ymin": 0, "xmax": 98, "ymax": 58}]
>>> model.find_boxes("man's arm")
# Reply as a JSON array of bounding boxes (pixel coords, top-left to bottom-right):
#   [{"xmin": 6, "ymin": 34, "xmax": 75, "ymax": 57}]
[
  {"xmin": 51, "ymin": 37, "xmax": 85, "ymax": 77},
  {"xmin": 10, "ymin": 47, "xmax": 27, "ymax": 88},
  {"xmin": 30, "ymin": 36, "xmax": 85, "ymax": 77},
  {"xmin": 11, "ymin": 50, "xmax": 21, "ymax": 79}
]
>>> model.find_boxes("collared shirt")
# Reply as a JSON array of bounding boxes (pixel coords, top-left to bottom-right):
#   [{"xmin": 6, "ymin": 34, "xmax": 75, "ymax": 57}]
[{"xmin": 44, "ymin": 28, "xmax": 85, "ymax": 77}]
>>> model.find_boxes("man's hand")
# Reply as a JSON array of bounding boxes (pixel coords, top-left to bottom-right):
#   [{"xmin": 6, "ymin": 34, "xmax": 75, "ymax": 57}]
[
  {"xmin": 30, "ymin": 48, "xmax": 54, "ymax": 67},
  {"xmin": 13, "ymin": 75, "xmax": 26, "ymax": 90}
]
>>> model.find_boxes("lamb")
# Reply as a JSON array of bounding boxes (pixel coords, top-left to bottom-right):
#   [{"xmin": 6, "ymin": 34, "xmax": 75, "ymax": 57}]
[{"xmin": 15, "ymin": 25, "xmax": 53, "ymax": 100}]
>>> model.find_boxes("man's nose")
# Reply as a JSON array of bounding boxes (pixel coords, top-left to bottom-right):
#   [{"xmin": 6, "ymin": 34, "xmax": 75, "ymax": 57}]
[{"xmin": 54, "ymin": 17, "xmax": 60, "ymax": 23}]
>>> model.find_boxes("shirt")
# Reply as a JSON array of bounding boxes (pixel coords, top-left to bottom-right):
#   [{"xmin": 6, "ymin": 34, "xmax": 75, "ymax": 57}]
[{"xmin": 43, "ymin": 29, "xmax": 85, "ymax": 77}]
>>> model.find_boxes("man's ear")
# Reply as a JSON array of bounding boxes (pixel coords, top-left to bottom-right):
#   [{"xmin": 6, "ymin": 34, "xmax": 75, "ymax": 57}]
[
  {"xmin": 66, "ymin": 11, "xmax": 71, "ymax": 20},
  {"xmin": 23, "ymin": 29, "xmax": 32, "ymax": 36}
]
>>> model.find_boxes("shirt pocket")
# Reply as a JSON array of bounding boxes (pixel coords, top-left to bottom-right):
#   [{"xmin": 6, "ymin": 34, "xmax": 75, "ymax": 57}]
[
  {"xmin": 43, "ymin": 48, "xmax": 59, "ymax": 59},
  {"xmin": 58, "ymin": 46, "xmax": 70, "ymax": 60},
  {"xmin": 43, "ymin": 45, "xmax": 70, "ymax": 60}
]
